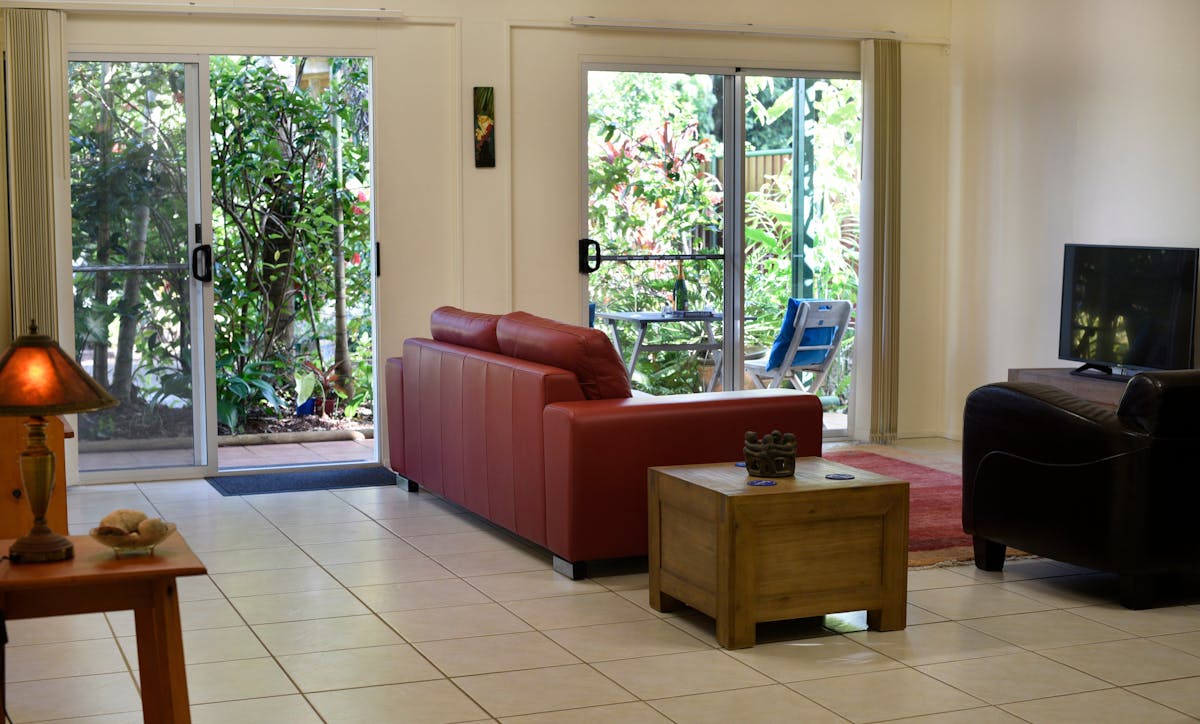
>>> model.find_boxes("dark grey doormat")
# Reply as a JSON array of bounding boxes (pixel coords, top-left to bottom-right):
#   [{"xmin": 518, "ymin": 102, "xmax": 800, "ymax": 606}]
[{"xmin": 207, "ymin": 465, "xmax": 398, "ymax": 496}]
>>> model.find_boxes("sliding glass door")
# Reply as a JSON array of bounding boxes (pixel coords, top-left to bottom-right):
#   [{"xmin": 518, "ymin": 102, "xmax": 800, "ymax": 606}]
[
  {"xmin": 69, "ymin": 55, "xmax": 378, "ymax": 481},
  {"xmin": 69, "ymin": 58, "xmax": 211, "ymax": 477},
  {"xmin": 740, "ymin": 74, "xmax": 861, "ymax": 433},
  {"xmin": 584, "ymin": 68, "xmax": 861, "ymax": 434},
  {"xmin": 208, "ymin": 56, "xmax": 376, "ymax": 472}
]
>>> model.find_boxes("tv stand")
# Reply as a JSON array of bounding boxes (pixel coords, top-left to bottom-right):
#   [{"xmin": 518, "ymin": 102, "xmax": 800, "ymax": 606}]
[
  {"xmin": 1008, "ymin": 367, "xmax": 1128, "ymax": 409},
  {"xmin": 1070, "ymin": 362, "xmax": 1113, "ymax": 378},
  {"xmin": 1068, "ymin": 363, "xmax": 1142, "ymax": 381}
]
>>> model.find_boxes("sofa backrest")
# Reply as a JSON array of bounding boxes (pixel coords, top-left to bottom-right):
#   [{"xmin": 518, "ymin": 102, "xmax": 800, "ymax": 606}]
[
  {"xmin": 426, "ymin": 307, "xmax": 631, "ymax": 400},
  {"xmin": 497, "ymin": 311, "xmax": 631, "ymax": 400},
  {"xmin": 430, "ymin": 306, "xmax": 502, "ymax": 353}
]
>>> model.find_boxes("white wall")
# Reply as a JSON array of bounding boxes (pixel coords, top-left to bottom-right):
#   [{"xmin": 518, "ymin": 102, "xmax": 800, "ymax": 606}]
[
  {"xmin": 39, "ymin": 0, "xmax": 1200, "ymax": 447},
  {"xmin": 16, "ymin": 0, "xmax": 956, "ymax": 457},
  {"xmin": 898, "ymin": 41, "xmax": 950, "ymax": 438},
  {"xmin": 945, "ymin": 0, "xmax": 1200, "ymax": 435}
]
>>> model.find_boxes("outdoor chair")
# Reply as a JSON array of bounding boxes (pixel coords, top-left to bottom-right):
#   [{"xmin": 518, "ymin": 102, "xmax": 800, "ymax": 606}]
[{"xmin": 745, "ymin": 299, "xmax": 851, "ymax": 393}]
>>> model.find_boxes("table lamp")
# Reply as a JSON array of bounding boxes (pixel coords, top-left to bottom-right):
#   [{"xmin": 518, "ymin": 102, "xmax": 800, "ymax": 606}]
[{"xmin": 0, "ymin": 320, "xmax": 118, "ymax": 562}]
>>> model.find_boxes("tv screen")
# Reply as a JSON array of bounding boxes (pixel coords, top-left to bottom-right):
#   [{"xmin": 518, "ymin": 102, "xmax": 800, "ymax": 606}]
[{"xmin": 1060, "ymin": 244, "xmax": 1199, "ymax": 374}]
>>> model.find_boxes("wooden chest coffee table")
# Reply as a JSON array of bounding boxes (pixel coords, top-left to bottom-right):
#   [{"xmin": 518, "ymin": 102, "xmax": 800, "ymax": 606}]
[{"xmin": 648, "ymin": 456, "xmax": 909, "ymax": 649}]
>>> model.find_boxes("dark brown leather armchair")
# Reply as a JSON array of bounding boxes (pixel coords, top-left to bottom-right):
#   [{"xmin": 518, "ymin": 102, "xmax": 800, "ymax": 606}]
[{"xmin": 962, "ymin": 370, "xmax": 1200, "ymax": 608}]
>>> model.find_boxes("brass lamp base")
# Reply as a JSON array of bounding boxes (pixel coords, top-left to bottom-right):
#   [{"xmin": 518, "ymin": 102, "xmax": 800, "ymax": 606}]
[
  {"xmin": 8, "ymin": 416, "xmax": 74, "ymax": 563},
  {"xmin": 9, "ymin": 527, "xmax": 74, "ymax": 563}
]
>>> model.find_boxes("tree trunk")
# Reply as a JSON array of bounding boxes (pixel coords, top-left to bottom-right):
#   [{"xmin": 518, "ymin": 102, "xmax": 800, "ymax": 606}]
[
  {"xmin": 92, "ymin": 219, "xmax": 111, "ymax": 385},
  {"xmin": 332, "ymin": 112, "xmax": 353, "ymax": 402},
  {"xmin": 332, "ymin": 199, "xmax": 352, "ymax": 401},
  {"xmin": 90, "ymin": 62, "xmax": 114, "ymax": 387},
  {"xmin": 110, "ymin": 201, "xmax": 149, "ymax": 402},
  {"xmin": 110, "ymin": 84, "xmax": 156, "ymax": 402},
  {"xmin": 261, "ymin": 215, "xmax": 296, "ymax": 360}
]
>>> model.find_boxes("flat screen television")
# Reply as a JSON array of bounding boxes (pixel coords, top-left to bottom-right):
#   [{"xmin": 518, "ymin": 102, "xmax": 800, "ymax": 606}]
[{"xmin": 1060, "ymin": 244, "xmax": 1199, "ymax": 377}]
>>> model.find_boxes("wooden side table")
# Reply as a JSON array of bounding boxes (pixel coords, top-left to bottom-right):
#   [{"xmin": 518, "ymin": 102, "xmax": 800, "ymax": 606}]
[
  {"xmin": 0, "ymin": 533, "xmax": 207, "ymax": 723},
  {"xmin": 648, "ymin": 457, "xmax": 908, "ymax": 649}
]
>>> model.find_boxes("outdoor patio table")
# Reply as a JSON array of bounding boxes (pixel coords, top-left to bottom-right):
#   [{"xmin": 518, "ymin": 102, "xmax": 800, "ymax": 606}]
[{"xmin": 596, "ymin": 310, "xmax": 726, "ymax": 392}]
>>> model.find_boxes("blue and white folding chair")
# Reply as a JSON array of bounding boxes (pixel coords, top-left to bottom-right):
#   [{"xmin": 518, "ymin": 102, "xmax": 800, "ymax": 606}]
[{"xmin": 744, "ymin": 299, "xmax": 852, "ymax": 392}]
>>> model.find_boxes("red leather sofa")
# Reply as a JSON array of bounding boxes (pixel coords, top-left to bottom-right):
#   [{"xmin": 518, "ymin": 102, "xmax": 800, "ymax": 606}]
[{"xmin": 386, "ymin": 306, "xmax": 823, "ymax": 578}]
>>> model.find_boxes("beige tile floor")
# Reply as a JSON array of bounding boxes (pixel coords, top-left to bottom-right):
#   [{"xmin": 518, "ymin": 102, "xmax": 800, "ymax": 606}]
[{"xmin": 5, "ymin": 438, "xmax": 1198, "ymax": 722}]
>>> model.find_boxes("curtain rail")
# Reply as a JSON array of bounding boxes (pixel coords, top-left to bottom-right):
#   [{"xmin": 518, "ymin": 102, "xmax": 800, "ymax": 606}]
[
  {"xmin": 568, "ymin": 16, "xmax": 950, "ymax": 46},
  {"xmin": 0, "ymin": 2, "xmax": 406, "ymax": 22},
  {"xmin": 570, "ymin": 16, "xmax": 905, "ymax": 42}
]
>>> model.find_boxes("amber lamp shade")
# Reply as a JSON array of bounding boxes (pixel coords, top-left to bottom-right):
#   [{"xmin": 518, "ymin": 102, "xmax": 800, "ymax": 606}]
[{"xmin": 0, "ymin": 321, "xmax": 118, "ymax": 563}]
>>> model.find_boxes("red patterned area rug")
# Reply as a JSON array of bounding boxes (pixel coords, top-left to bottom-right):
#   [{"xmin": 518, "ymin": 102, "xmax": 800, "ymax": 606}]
[{"xmin": 824, "ymin": 450, "xmax": 974, "ymax": 567}]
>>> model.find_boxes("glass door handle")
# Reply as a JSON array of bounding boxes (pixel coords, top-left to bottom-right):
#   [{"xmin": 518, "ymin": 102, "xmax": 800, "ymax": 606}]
[
  {"xmin": 191, "ymin": 244, "xmax": 213, "ymax": 282},
  {"xmin": 578, "ymin": 238, "xmax": 601, "ymax": 274}
]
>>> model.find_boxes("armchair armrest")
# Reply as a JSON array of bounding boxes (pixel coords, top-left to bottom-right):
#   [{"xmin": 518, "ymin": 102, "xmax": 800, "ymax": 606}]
[
  {"xmin": 963, "ymin": 382, "xmax": 1132, "ymax": 481},
  {"xmin": 965, "ymin": 447, "xmax": 1146, "ymax": 570},
  {"xmin": 542, "ymin": 389, "xmax": 822, "ymax": 563}
]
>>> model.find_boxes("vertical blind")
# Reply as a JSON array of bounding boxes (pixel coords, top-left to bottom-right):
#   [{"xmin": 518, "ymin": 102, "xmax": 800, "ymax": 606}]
[
  {"xmin": 4, "ymin": 8, "xmax": 67, "ymax": 341},
  {"xmin": 862, "ymin": 38, "xmax": 901, "ymax": 444}
]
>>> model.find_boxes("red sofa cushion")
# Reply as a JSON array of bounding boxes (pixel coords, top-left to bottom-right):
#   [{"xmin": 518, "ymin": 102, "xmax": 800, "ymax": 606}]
[
  {"xmin": 497, "ymin": 311, "xmax": 632, "ymax": 400},
  {"xmin": 430, "ymin": 306, "xmax": 501, "ymax": 353}
]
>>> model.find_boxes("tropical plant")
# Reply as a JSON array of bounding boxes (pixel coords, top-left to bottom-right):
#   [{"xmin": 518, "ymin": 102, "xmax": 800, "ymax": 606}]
[
  {"xmin": 217, "ymin": 356, "xmax": 285, "ymax": 431},
  {"xmin": 296, "ymin": 359, "xmax": 343, "ymax": 416},
  {"xmin": 210, "ymin": 56, "xmax": 373, "ymax": 432}
]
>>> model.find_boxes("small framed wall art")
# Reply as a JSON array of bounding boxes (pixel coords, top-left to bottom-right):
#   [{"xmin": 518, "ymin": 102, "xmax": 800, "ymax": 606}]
[{"xmin": 473, "ymin": 86, "xmax": 495, "ymax": 168}]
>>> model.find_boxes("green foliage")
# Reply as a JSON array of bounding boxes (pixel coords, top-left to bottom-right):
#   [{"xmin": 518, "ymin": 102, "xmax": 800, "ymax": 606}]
[
  {"xmin": 587, "ymin": 72, "xmax": 861, "ymax": 400},
  {"xmin": 587, "ymin": 73, "xmax": 722, "ymax": 393},
  {"xmin": 341, "ymin": 323, "xmax": 375, "ymax": 419},
  {"xmin": 745, "ymin": 76, "xmax": 799, "ymax": 150},
  {"xmin": 588, "ymin": 72, "xmax": 721, "ymax": 257},
  {"xmin": 211, "ymin": 56, "xmax": 374, "ymax": 431},
  {"xmin": 217, "ymin": 357, "xmax": 285, "ymax": 431}
]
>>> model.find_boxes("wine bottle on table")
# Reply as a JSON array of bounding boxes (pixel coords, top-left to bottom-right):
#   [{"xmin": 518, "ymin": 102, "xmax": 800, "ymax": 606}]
[{"xmin": 673, "ymin": 261, "xmax": 688, "ymax": 312}]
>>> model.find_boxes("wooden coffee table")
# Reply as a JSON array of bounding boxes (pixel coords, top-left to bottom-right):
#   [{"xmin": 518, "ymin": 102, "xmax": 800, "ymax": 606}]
[{"xmin": 648, "ymin": 457, "xmax": 909, "ymax": 648}]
